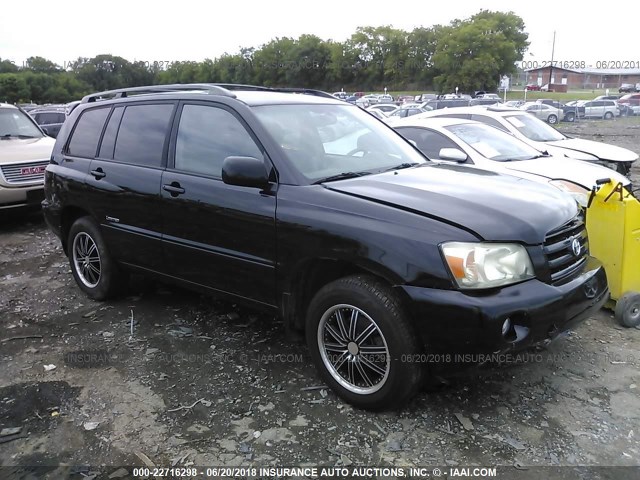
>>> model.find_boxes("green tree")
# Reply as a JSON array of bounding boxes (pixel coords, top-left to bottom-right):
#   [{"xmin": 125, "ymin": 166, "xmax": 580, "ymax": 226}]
[
  {"xmin": 0, "ymin": 59, "xmax": 19, "ymax": 73},
  {"xmin": 0, "ymin": 74, "xmax": 31, "ymax": 103},
  {"xmin": 25, "ymin": 56, "xmax": 61, "ymax": 73},
  {"xmin": 432, "ymin": 11, "xmax": 529, "ymax": 92}
]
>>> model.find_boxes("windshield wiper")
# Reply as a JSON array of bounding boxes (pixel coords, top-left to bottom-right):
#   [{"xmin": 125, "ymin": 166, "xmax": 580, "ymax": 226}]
[
  {"xmin": 312, "ymin": 171, "xmax": 372, "ymax": 184},
  {"xmin": 382, "ymin": 162, "xmax": 420, "ymax": 172},
  {"xmin": 1, "ymin": 134, "xmax": 38, "ymax": 139}
]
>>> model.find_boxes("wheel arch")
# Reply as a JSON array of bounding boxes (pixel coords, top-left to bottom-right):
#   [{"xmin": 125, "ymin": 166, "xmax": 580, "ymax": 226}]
[{"xmin": 60, "ymin": 205, "xmax": 92, "ymax": 255}]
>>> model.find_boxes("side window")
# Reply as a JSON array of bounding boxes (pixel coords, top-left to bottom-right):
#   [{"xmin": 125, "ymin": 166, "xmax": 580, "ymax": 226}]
[
  {"xmin": 397, "ymin": 127, "xmax": 459, "ymax": 160},
  {"xmin": 39, "ymin": 112, "xmax": 64, "ymax": 124},
  {"xmin": 98, "ymin": 107, "xmax": 124, "ymax": 159},
  {"xmin": 174, "ymin": 104, "xmax": 263, "ymax": 178},
  {"xmin": 471, "ymin": 115, "xmax": 509, "ymax": 132},
  {"xmin": 113, "ymin": 104, "xmax": 174, "ymax": 167},
  {"xmin": 67, "ymin": 107, "xmax": 110, "ymax": 158}
]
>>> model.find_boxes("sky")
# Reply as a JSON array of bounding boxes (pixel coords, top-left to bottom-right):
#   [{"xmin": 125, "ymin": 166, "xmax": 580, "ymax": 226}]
[{"xmin": 2, "ymin": 1, "xmax": 639, "ymax": 70}]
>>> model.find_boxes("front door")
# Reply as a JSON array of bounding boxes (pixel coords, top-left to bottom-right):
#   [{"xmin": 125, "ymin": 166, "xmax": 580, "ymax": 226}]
[{"xmin": 160, "ymin": 102, "xmax": 277, "ymax": 307}]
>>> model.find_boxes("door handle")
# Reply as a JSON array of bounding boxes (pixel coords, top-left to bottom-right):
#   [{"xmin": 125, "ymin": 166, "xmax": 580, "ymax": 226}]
[
  {"xmin": 90, "ymin": 168, "xmax": 106, "ymax": 179},
  {"xmin": 162, "ymin": 183, "xmax": 185, "ymax": 196}
]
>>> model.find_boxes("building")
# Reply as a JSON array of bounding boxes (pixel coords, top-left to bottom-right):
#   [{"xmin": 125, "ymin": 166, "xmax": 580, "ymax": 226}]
[{"xmin": 522, "ymin": 67, "xmax": 640, "ymax": 90}]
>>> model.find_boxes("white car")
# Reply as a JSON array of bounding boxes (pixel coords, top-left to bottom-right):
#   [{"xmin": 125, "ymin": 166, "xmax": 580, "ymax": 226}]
[
  {"xmin": 366, "ymin": 104, "xmax": 397, "ymax": 114},
  {"xmin": 393, "ymin": 116, "xmax": 632, "ymax": 206},
  {"xmin": 1, "ymin": 103, "xmax": 56, "ymax": 211},
  {"xmin": 411, "ymin": 105, "xmax": 638, "ymax": 177}
]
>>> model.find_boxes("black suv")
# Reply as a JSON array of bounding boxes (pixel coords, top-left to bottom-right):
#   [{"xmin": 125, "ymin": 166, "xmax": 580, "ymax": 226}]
[{"xmin": 42, "ymin": 84, "xmax": 608, "ymax": 410}]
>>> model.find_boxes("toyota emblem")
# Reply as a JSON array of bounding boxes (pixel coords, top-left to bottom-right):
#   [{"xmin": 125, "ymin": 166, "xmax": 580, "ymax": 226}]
[{"xmin": 571, "ymin": 238, "xmax": 581, "ymax": 257}]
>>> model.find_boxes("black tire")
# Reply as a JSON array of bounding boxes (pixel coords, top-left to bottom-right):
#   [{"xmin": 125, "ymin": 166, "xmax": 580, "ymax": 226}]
[
  {"xmin": 547, "ymin": 114, "xmax": 558, "ymax": 124},
  {"xmin": 615, "ymin": 292, "xmax": 640, "ymax": 328},
  {"xmin": 604, "ymin": 111, "xmax": 614, "ymax": 120},
  {"xmin": 67, "ymin": 216, "xmax": 125, "ymax": 300},
  {"xmin": 305, "ymin": 274, "xmax": 423, "ymax": 410},
  {"xmin": 564, "ymin": 112, "xmax": 575, "ymax": 122}
]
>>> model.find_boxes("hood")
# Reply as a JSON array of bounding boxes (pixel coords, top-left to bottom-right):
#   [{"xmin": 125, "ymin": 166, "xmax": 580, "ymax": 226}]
[
  {"xmin": 0, "ymin": 136, "xmax": 55, "ymax": 165},
  {"xmin": 504, "ymin": 156, "xmax": 631, "ymax": 189},
  {"xmin": 326, "ymin": 164, "xmax": 578, "ymax": 245},
  {"xmin": 545, "ymin": 138, "xmax": 639, "ymax": 163}
]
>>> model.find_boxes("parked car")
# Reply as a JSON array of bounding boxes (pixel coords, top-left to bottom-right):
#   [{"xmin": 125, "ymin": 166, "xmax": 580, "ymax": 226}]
[
  {"xmin": 42, "ymin": 83, "xmax": 609, "ymax": 410},
  {"xmin": 619, "ymin": 84, "xmax": 636, "ymax": 93},
  {"xmin": 392, "ymin": 116, "xmax": 631, "ymax": 206},
  {"xmin": 0, "ymin": 103, "xmax": 56, "ymax": 211},
  {"xmin": 521, "ymin": 102, "xmax": 563, "ymax": 124},
  {"xmin": 28, "ymin": 106, "xmax": 67, "ymax": 138},
  {"xmin": 413, "ymin": 106, "xmax": 638, "ymax": 176},
  {"xmin": 386, "ymin": 105, "xmax": 432, "ymax": 119},
  {"xmin": 525, "ymin": 84, "xmax": 541, "ymax": 91},
  {"xmin": 579, "ymin": 100, "xmax": 618, "ymax": 119},
  {"xmin": 469, "ymin": 97, "xmax": 502, "ymax": 106},
  {"xmin": 365, "ymin": 109, "xmax": 387, "ymax": 121},
  {"xmin": 477, "ymin": 93, "xmax": 501, "ymax": 100},
  {"xmin": 504, "ymin": 100, "xmax": 525, "ymax": 108},
  {"xmin": 366, "ymin": 104, "xmax": 397, "ymax": 114},
  {"xmin": 423, "ymin": 98, "xmax": 470, "ymax": 109},
  {"xmin": 332, "ymin": 92, "xmax": 349, "ymax": 100},
  {"xmin": 617, "ymin": 93, "xmax": 640, "ymax": 115},
  {"xmin": 345, "ymin": 96, "xmax": 358, "ymax": 104},
  {"xmin": 361, "ymin": 94, "xmax": 380, "ymax": 105},
  {"xmin": 376, "ymin": 94, "xmax": 394, "ymax": 104}
]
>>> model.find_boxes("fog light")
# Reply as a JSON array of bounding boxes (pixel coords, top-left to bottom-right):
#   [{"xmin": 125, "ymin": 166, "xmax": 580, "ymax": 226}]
[{"xmin": 502, "ymin": 318, "xmax": 512, "ymax": 337}]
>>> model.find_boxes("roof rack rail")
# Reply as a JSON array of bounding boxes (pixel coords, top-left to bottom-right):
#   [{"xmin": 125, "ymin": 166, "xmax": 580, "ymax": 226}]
[
  {"xmin": 213, "ymin": 84, "xmax": 336, "ymax": 99},
  {"xmin": 80, "ymin": 84, "xmax": 236, "ymax": 104}
]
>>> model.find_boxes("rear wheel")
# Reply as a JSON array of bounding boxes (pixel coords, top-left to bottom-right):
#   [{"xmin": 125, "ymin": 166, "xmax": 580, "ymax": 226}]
[
  {"xmin": 68, "ymin": 217, "xmax": 125, "ymax": 300},
  {"xmin": 547, "ymin": 114, "xmax": 558, "ymax": 124},
  {"xmin": 604, "ymin": 111, "xmax": 614, "ymax": 120},
  {"xmin": 306, "ymin": 275, "xmax": 423, "ymax": 410}
]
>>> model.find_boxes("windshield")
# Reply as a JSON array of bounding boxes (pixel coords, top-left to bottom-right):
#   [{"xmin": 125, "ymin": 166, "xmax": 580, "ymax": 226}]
[
  {"xmin": 503, "ymin": 113, "xmax": 565, "ymax": 142},
  {"xmin": 253, "ymin": 104, "xmax": 427, "ymax": 182},
  {"xmin": 0, "ymin": 109, "xmax": 43, "ymax": 138},
  {"xmin": 446, "ymin": 123, "xmax": 543, "ymax": 161}
]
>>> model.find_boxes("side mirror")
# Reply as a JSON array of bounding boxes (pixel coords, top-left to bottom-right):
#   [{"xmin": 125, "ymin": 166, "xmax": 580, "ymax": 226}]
[
  {"xmin": 438, "ymin": 148, "xmax": 468, "ymax": 163},
  {"xmin": 41, "ymin": 127, "xmax": 50, "ymax": 136},
  {"xmin": 222, "ymin": 156, "xmax": 269, "ymax": 189}
]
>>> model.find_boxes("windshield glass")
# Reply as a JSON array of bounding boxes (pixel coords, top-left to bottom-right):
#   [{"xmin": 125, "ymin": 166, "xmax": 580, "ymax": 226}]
[
  {"xmin": 446, "ymin": 123, "xmax": 543, "ymax": 161},
  {"xmin": 253, "ymin": 104, "xmax": 427, "ymax": 182},
  {"xmin": 0, "ymin": 109, "xmax": 43, "ymax": 138},
  {"xmin": 503, "ymin": 113, "xmax": 565, "ymax": 142}
]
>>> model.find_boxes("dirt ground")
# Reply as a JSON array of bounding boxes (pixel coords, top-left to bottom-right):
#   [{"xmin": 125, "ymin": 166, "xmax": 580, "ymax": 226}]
[{"xmin": 1, "ymin": 117, "xmax": 639, "ymax": 480}]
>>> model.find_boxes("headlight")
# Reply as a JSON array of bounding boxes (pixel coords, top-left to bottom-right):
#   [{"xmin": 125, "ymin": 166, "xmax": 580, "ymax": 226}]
[
  {"xmin": 441, "ymin": 242, "xmax": 535, "ymax": 289},
  {"xmin": 548, "ymin": 180, "xmax": 590, "ymax": 207}
]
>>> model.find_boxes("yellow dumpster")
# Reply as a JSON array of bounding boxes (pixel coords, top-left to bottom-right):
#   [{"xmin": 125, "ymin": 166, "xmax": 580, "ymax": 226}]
[{"xmin": 586, "ymin": 180, "xmax": 640, "ymax": 327}]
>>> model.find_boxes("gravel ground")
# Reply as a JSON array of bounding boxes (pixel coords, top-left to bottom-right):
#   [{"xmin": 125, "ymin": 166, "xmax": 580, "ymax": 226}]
[{"xmin": 1, "ymin": 117, "xmax": 639, "ymax": 480}]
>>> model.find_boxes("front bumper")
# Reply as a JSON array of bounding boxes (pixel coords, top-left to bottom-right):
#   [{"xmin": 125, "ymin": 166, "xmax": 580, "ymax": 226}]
[
  {"xmin": 400, "ymin": 256, "xmax": 607, "ymax": 369},
  {"xmin": 0, "ymin": 184, "xmax": 45, "ymax": 210}
]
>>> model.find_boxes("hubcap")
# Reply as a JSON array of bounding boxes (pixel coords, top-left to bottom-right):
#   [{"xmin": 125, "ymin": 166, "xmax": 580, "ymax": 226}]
[
  {"xmin": 72, "ymin": 232, "xmax": 101, "ymax": 288},
  {"xmin": 317, "ymin": 304, "xmax": 390, "ymax": 395}
]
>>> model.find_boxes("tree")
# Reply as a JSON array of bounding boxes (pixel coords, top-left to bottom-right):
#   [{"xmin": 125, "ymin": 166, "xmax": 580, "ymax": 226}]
[
  {"xmin": 0, "ymin": 58, "xmax": 19, "ymax": 73},
  {"xmin": 25, "ymin": 56, "xmax": 61, "ymax": 73},
  {"xmin": 0, "ymin": 74, "xmax": 31, "ymax": 103},
  {"xmin": 432, "ymin": 11, "xmax": 529, "ymax": 93}
]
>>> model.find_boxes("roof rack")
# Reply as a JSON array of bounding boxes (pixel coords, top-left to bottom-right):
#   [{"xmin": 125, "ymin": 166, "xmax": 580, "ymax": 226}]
[
  {"xmin": 213, "ymin": 84, "xmax": 336, "ymax": 99},
  {"xmin": 80, "ymin": 84, "xmax": 237, "ymax": 104}
]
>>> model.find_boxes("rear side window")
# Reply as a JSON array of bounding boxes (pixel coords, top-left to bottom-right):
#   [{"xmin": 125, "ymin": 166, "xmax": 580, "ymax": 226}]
[
  {"xmin": 113, "ymin": 104, "xmax": 174, "ymax": 167},
  {"xmin": 174, "ymin": 104, "xmax": 263, "ymax": 178},
  {"xmin": 67, "ymin": 107, "xmax": 110, "ymax": 158},
  {"xmin": 38, "ymin": 112, "xmax": 65, "ymax": 124}
]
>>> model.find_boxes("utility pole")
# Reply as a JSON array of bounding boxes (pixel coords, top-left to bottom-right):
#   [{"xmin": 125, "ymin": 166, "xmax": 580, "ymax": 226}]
[{"xmin": 549, "ymin": 31, "xmax": 556, "ymax": 91}]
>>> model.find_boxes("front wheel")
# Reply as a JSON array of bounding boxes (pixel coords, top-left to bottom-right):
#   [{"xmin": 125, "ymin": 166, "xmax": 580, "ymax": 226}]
[
  {"xmin": 615, "ymin": 292, "xmax": 640, "ymax": 328},
  {"xmin": 564, "ymin": 112, "xmax": 575, "ymax": 122},
  {"xmin": 305, "ymin": 275, "xmax": 423, "ymax": 410},
  {"xmin": 547, "ymin": 114, "xmax": 558, "ymax": 124},
  {"xmin": 604, "ymin": 111, "xmax": 614, "ymax": 120},
  {"xmin": 68, "ymin": 217, "xmax": 125, "ymax": 300}
]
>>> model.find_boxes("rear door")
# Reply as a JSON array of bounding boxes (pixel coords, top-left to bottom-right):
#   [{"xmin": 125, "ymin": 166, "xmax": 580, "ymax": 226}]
[
  {"xmin": 160, "ymin": 101, "xmax": 277, "ymax": 306},
  {"xmin": 86, "ymin": 102, "xmax": 176, "ymax": 272}
]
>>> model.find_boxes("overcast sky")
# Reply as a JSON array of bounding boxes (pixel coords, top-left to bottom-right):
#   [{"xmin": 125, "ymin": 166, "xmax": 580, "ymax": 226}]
[{"xmin": 3, "ymin": 1, "xmax": 639, "ymax": 69}]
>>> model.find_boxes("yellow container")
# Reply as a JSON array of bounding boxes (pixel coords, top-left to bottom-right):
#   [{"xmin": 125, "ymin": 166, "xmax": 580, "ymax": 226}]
[{"xmin": 586, "ymin": 181, "xmax": 640, "ymax": 327}]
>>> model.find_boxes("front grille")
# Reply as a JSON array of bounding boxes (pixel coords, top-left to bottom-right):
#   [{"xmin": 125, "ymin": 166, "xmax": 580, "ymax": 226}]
[
  {"xmin": 543, "ymin": 216, "xmax": 588, "ymax": 285},
  {"xmin": 0, "ymin": 160, "xmax": 49, "ymax": 185}
]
